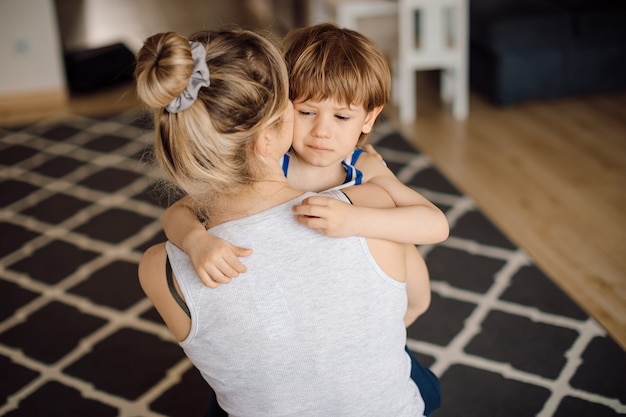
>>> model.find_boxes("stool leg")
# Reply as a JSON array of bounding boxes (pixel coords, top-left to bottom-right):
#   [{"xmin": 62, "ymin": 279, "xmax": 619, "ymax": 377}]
[
  {"xmin": 452, "ymin": 0, "xmax": 469, "ymax": 120},
  {"xmin": 398, "ymin": 1, "xmax": 416, "ymax": 124},
  {"xmin": 452, "ymin": 66, "xmax": 468, "ymax": 119},
  {"xmin": 399, "ymin": 67, "xmax": 416, "ymax": 124},
  {"xmin": 441, "ymin": 68, "xmax": 453, "ymax": 103}
]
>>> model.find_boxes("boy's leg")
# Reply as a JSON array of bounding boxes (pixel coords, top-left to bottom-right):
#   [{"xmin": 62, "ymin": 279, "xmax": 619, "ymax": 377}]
[
  {"xmin": 204, "ymin": 393, "xmax": 227, "ymax": 417},
  {"xmin": 404, "ymin": 244, "xmax": 431, "ymax": 327},
  {"xmin": 405, "ymin": 346, "xmax": 442, "ymax": 416}
]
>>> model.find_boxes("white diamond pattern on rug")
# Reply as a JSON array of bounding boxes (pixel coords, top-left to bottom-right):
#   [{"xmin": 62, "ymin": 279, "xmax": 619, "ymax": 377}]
[{"xmin": 1, "ymin": 111, "xmax": 624, "ymax": 417}]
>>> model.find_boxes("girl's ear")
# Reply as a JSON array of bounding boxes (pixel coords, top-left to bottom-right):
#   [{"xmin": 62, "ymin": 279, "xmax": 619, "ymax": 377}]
[
  {"xmin": 362, "ymin": 105, "xmax": 384, "ymax": 134},
  {"xmin": 255, "ymin": 128, "xmax": 273, "ymax": 157}
]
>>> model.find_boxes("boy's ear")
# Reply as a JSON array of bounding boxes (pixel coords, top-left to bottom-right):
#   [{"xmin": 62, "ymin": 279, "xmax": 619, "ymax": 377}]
[{"xmin": 361, "ymin": 105, "xmax": 384, "ymax": 134}]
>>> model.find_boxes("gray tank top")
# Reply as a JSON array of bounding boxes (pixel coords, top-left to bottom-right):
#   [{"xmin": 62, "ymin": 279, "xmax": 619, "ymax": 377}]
[{"xmin": 166, "ymin": 190, "xmax": 425, "ymax": 417}]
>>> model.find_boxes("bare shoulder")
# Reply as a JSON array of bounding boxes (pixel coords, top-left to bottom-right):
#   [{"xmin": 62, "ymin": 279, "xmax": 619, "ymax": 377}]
[
  {"xmin": 137, "ymin": 242, "xmax": 193, "ymax": 341},
  {"xmin": 354, "ymin": 149, "xmax": 395, "ymax": 181},
  {"xmin": 138, "ymin": 243, "xmax": 167, "ymax": 295}
]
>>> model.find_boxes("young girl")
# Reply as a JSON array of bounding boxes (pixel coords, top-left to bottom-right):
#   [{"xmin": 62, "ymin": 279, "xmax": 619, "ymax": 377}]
[
  {"xmin": 160, "ymin": 25, "xmax": 446, "ymax": 416},
  {"xmin": 137, "ymin": 27, "xmax": 430, "ymax": 416}
]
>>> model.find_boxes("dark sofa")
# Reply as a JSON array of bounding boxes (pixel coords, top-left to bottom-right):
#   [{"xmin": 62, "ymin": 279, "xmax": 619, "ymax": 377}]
[{"xmin": 469, "ymin": 0, "xmax": 626, "ymax": 106}]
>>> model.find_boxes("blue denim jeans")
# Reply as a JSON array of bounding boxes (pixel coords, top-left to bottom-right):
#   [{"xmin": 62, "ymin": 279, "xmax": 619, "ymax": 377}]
[{"xmin": 406, "ymin": 345, "xmax": 442, "ymax": 416}]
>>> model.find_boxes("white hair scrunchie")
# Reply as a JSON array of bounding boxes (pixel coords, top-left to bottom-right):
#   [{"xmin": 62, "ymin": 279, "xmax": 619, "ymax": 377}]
[{"xmin": 166, "ymin": 41, "xmax": 210, "ymax": 113}]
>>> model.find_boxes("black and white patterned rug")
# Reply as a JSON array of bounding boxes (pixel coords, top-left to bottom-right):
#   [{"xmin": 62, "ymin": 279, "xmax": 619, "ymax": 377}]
[{"xmin": 1, "ymin": 111, "xmax": 624, "ymax": 417}]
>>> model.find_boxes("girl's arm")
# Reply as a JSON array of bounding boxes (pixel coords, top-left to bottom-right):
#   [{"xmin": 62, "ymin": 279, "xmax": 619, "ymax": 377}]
[
  {"xmin": 138, "ymin": 243, "xmax": 191, "ymax": 341},
  {"xmin": 163, "ymin": 197, "xmax": 252, "ymax": 287},
  {"xmin": 403, "ymin": 244, "xmax": 431, "ymax": 327},
  {"xmin": 293, "ymin": 151, "xmax": 449, "ymax": 244}
]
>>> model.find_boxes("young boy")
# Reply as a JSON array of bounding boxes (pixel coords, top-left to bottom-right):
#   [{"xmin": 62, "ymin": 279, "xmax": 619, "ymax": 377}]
[
  {"xmin": 163, "ymin": 24, "xmax": 447, "ymax": 314},
  {"xmin": 163, "ymin": 24, "xmax": 445, "ymax": 415}
]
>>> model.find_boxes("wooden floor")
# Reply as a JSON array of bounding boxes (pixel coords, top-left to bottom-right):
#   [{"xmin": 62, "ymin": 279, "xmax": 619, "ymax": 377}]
[
  {"xmin": 388, "ymin": 75, "xmax": 626, "ymax": 349},
  {"xmin": 0, "ymin": 84, "xmax": 141, "ymax": 127},
  {"xmin": 2, "ymin": 80, "xmax": 625, "ymax": 349}
]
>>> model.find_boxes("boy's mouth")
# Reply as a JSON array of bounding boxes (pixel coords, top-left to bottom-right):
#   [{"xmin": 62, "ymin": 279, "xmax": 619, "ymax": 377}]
[{"xmin": 307, "ymin": 144, "xmax": 333, "ymax": 152}]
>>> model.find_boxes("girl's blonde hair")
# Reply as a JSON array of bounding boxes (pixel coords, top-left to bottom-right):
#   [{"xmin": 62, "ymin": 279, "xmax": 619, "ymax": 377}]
[
  {"xmin": 283, "ymin": 23, "xmax": 391, "ymax": 144},
  {"xmin": 135, "ymin": 28, "xmax": 289, "ymax": 214}
]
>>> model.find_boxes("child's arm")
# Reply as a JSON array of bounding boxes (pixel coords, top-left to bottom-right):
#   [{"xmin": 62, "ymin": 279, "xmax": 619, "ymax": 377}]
[
  {"xmin": 293, "ymin": 151, "xmax": 449, "ymax": 244},
  {"xmin": 162, "ymin": 197, "xmax": 252, "ymax": 288}
]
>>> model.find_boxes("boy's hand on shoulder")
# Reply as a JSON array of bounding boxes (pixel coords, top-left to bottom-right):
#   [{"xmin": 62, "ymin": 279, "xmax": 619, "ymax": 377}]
[{"xmin": 292, "ymin": 196, "xmax": 358, "ymax": 237}]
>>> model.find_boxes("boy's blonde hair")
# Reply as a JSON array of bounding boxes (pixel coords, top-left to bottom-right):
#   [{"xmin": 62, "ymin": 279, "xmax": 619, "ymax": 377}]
[
  {"xmin": 284, "ymin": 23, "xmax": 391, "ymax": 144},
  {"xmin": 134, "ymin": 29, "xmax": 289, "ymax": 215}
]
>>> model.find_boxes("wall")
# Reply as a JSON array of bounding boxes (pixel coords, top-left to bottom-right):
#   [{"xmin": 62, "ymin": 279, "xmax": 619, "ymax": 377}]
[
  {"xmin": 0, "ymin": 0, "xmax": 301, "ymax": 105},
  {"xmin": 53, "ymin": 0, "xmax": 297, "ymax": 53},
  {"xmin": 0, "ymin": 0, "xmax": 66, "ymax": 97}
]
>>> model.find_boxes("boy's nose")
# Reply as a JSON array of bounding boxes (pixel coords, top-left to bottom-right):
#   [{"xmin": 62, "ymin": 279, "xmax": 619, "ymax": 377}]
[{"xmin": 312, "ymin": 121, "xmax": 331, "ymax": 139}]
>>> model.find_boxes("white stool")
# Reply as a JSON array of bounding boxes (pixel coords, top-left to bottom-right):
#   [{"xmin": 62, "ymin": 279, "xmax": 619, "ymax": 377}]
[{"xmin": 398, "ymin": 0, "xmax": 469, "ymax": 123}]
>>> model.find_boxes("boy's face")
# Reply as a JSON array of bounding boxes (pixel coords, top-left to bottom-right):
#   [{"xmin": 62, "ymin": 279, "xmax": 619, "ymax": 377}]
[{"xmin": 291, "ymin": 98, "xmax": 379, "ymax": 168}]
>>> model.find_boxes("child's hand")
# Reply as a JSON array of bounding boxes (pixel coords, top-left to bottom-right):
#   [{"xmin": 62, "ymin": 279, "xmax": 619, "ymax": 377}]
[
  {"xmin": 183, "ymin": 229, "xmax": 253, "ymax": 288},
  {"xmin": 292, "ymin": 196, "xmax": 358, "ymax": 237}
]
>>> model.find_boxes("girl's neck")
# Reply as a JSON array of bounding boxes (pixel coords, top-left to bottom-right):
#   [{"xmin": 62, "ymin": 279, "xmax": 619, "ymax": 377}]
[{"xmin": 207, "ymin": 177, "xmax": 302, "ymax": 227}]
